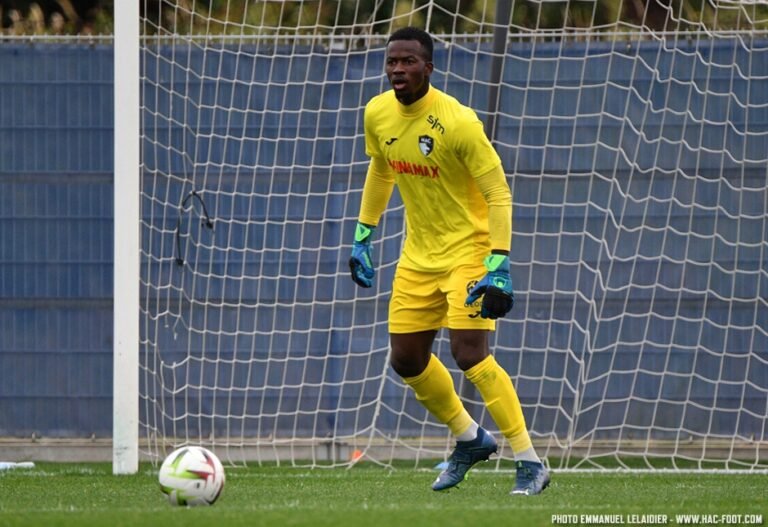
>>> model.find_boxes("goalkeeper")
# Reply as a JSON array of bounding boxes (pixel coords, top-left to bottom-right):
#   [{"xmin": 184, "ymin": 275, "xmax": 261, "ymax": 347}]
[{"xmin": 349, "ymin": 26, "xmax": 549, "ymax": 496}]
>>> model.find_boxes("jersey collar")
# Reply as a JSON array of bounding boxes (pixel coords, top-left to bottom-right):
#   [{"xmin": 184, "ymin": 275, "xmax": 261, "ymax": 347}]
[{"xmin": 395, "ymin": 85, "xmax": 437, "ymax": 117}]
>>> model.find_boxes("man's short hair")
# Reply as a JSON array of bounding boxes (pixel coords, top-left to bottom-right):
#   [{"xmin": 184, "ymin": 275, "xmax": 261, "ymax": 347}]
[{"xmin": 387, "ymin": 26, "xmax": 433, "ymax": 62}]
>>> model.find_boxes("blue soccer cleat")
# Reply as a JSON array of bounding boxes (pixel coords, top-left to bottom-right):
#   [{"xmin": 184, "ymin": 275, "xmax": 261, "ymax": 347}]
[
  {"xmin": 510, "ymin": 460, "xmax": 550, "ymax": 495},
  {"xmin": 432, "ymin": 427, "xmax": 498, "ymax": 491}
]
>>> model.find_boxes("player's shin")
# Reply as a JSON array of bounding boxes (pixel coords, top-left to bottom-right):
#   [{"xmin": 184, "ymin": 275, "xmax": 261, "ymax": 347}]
[
  {"xmin": 464, "ymin": 355, "xmax": 535, "ymax": 455},
  {"xmin": 402, "ymin": 353, "xmax": 473, "ymax": 436}
]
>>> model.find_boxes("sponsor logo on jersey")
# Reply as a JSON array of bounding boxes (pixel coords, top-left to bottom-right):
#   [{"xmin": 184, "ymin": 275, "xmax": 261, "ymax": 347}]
[
  {"xmin": 427, "ymin": 115, "xmax": 445, "ymax": 134},
  {"xmin": 385, "ymin": 137, "xmax": 398, "ymax": 145},
  {"xmin": 465, "ymin": 279, "xmax": 481, "ymax": 317},
  {"xmin": 419, "ymin": 135, "xmax": 434, "ymax": 157},
  {"xmin": 388, "ymin": 159, "xmax": 439, "ymax": 179}
]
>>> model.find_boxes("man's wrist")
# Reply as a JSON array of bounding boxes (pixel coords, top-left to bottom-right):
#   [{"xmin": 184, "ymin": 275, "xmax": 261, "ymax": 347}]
[
  {"xmin": 484, "ymin": 253, "xmax": 510, "ymax": 272},
  {"xmin": 354, "ymin": 222, "xmax": 375, "ymax": 243}
]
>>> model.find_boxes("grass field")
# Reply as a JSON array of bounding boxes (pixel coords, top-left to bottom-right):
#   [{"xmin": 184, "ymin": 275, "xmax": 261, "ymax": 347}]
[{"xmin": 0, "ymin": 462, "xmax": 765, "ymax": 527}]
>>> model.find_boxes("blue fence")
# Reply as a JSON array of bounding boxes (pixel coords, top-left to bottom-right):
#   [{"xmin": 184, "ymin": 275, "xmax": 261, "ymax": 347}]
[{"xmin": 0, "ymin": 40, "xmax": 766, "ymax": 441}]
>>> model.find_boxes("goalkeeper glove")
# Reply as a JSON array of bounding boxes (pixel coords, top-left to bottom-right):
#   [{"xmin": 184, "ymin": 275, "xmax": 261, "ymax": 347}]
[
  {"xmin": 465, "ymin": 254, "xmax": 514, "ymax": 319},
  {"xmin": 349, "ymin": 222, "xmax": 376, "ymax": 288}
]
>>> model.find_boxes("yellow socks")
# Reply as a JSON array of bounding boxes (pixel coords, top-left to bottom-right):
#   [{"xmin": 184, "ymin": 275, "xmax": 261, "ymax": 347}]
[
  {"xmin": 464, "ymin": 354, "xmax": 533, "ymax": 454},
  {"xmin": 403, "ymin": 353, "xmax": 536, "ymax": 457},
  {"xmin": 402, "ymin": 354, "xmax": 474, "ymax": 437}
]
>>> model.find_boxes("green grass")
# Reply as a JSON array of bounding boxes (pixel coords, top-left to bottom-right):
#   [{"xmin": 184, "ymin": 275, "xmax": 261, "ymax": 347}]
[{"xmin": 0, "ymin": 463, "xmax": 765, "ymax": 527}]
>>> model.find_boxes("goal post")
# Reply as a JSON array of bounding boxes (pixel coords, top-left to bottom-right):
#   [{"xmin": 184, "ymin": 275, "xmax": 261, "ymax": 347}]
[
  {"xmin": 122, "ymin": 0, "xmax": 768, "ymax": 472},
  {"xmin": 113, "ymin": 0, "xmax": 140, "ymax": 475}
]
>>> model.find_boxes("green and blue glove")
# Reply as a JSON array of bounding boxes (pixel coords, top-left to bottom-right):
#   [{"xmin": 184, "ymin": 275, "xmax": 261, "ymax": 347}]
[
  {"xmin": 349, "ymin": 222, "xmax": 376, "ymax": 288},
  {"xmin": 465, "ymin": 254, "xmax": 514, "ymax": 319}
]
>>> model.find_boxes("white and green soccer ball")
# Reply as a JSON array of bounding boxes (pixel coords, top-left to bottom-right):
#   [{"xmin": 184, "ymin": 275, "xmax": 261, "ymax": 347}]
[{"xmin": 158, "ymin": 446, "xmax": 225, "ymax": 506}]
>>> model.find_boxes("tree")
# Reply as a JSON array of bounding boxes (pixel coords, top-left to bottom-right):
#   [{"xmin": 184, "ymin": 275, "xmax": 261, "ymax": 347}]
[
  {"xmin": 1, "ymin": 0, "xmax": 112, "ymax": 34},
  {"xmin": 2, "ymin": 0, "xmax": 766, "ymax": 36}
]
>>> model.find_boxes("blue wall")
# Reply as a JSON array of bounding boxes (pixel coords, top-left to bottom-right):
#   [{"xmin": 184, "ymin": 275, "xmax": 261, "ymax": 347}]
[{"xmin": 0, "ymin": 40, "xmax": 766, "ymax": 443}]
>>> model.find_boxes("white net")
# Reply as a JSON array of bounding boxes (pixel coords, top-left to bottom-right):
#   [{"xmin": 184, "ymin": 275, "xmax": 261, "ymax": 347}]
[{"xmin": 139, "ymin": 0, "xmax": 768, "ymax": 470}]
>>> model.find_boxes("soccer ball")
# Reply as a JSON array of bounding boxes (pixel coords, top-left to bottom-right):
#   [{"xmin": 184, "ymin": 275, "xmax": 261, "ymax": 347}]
[{"xmin": 158, "ymin": 446, "xmax": 225, "ymax": 506}]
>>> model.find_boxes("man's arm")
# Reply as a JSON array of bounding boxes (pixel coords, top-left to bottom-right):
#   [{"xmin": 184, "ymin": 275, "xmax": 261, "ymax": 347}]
[
  {"xmin": 466, "ymin": 164, "xmax": 514, "ymax": 318},
  {"xmin": 349, "ymin": 156, "xmax": 395, "ymax": 288},
  {"xmin": 358, "ymin": 156, "xmax": 395, "ymax": 226},
  {"xmin": 474, "ymin": 164, "xmax": 512, "ymax": 254}
]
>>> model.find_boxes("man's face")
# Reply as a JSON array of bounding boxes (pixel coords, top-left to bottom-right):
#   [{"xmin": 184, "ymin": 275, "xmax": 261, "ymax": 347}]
[{"xmin": 385, "ymin": 39, "xmax": 433, "ymax": 105}]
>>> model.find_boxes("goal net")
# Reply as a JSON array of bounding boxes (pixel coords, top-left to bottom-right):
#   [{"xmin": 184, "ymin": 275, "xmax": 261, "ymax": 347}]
[{"xmin": 136, "ymin": 0, "xmax": 768, "ymax": 471}]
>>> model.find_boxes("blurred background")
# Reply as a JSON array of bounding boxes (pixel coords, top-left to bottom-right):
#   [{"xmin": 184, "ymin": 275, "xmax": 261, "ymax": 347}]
[{"xmin": 2, "ymin": 0, "xmax": 767, "ymax": 36}]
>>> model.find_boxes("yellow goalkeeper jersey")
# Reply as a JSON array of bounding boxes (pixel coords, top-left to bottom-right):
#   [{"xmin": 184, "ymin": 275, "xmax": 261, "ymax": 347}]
[{"xmin": 364, "ymin": 86, "xmax": 504, "ymax": 272}]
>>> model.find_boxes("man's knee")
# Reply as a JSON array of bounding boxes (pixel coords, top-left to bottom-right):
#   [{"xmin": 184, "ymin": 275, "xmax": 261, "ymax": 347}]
[
  {"xmin": 390, "ymin": 331, "xmax": 436, "ymax": 377},
  {"xmin": 390, "ymin": 354, "xmax": 426, "ymax": 378},
  {"xmin": 449, "ymin": 329, "xmax": 489, "ymax": 371}
]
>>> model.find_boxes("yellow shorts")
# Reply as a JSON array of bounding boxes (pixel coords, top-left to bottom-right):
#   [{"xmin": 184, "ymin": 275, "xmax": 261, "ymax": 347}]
[{"xmin": 388, "ymin": 263, "xmax": 496, "ymax": 333}]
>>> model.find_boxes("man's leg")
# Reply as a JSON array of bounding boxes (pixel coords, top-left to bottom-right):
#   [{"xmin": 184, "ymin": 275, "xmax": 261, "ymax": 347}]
[
  {"xmin": 391, "ymin": 331, "xmax": 497, "ymax": 490},
  {"xmin": 451, "ymin": 329, "xmax": 534, "ymax": 455},
  {"xmin": 388, "ymin": 266, "xmax": 497, "ymax": 490},
  {"xmin": 391, "ymin": 331, "xmax": 476, "ymax": 439},
  {"xmin": 451, "ymin": 329, "xmax": 550, "ymax": 495},
  {"xmin": 389, "ymin": 266, "xmax": 479, "ymax": 441}
]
